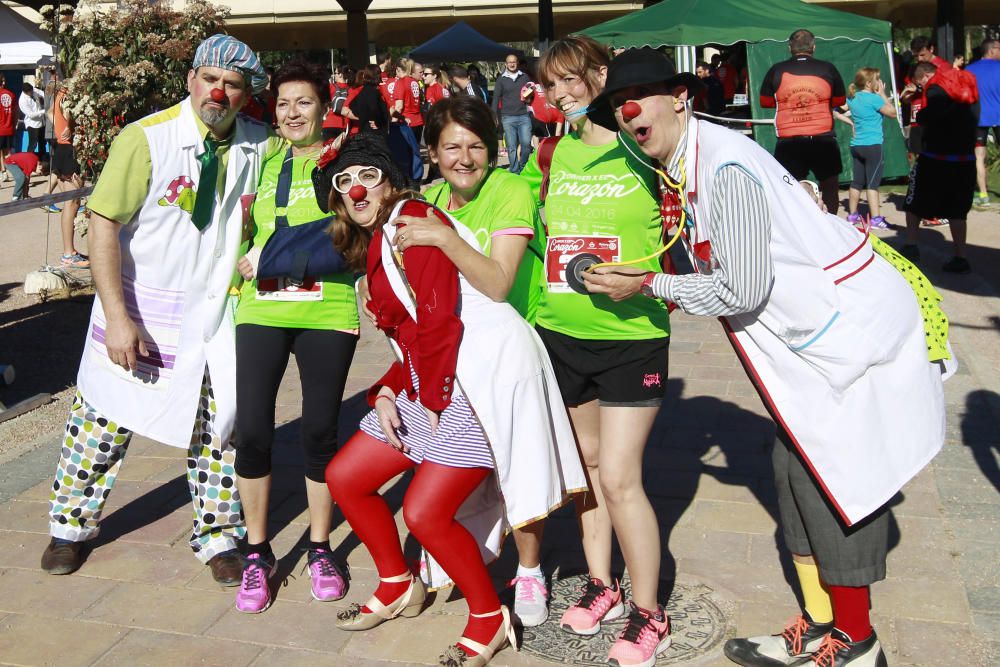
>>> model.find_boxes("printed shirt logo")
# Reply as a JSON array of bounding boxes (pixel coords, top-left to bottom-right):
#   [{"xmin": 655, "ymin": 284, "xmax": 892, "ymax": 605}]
[
  {"xmin": 157, "ymin": 175, "xmax": 196, "ymax": 214},
  {"xmin": 775, "ymin": 73, "xmax": 834, "ymax": 135},
  {"xmin": 643, "ymin": 372, "xmax": 662, "ymax": 388},
  {"xmin": 549, "ymin": 170, "xmax": 642, "ymax": 205}
]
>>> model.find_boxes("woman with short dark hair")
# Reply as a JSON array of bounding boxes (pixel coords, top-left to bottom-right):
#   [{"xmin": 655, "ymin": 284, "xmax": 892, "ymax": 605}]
[
  {"xmin": 231, "ymin": 59, "xmax": 356, "ymax": 614},
  {"xmin": 392, "ymin": 94, "xmax": 571, "ymax": 628}
]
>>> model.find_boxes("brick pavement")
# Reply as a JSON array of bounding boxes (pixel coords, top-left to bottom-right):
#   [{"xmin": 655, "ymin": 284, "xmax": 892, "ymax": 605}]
[{"xmin": 0, "ymin": 182, "xmax": 998, "ymax": 666}]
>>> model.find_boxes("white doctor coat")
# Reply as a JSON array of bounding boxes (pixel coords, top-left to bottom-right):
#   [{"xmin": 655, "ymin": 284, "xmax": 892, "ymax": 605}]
[
  {"xmin": 671, "ymin": 119, "xmax": 946, "ymax": 525},
  {"xmin": 77, "ymin": 98, "xmax": 273, "ymax": 448}
]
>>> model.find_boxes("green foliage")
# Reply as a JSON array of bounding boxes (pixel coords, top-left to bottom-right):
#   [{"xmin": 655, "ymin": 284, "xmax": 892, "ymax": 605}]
[
  {"xmin": 258, "ymin": 49, "xmax": 332, "ymax": 71},
  {"xmin": 41, "ymin": 0, "xmax": 229, "ymax": 176}
]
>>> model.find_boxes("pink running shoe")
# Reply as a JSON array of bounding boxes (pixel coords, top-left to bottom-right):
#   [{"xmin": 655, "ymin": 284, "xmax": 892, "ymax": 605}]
[
  {"xmin": 307, "ymin": 548, "xmax": 348, "ymax": 601},
  {"xmin": 235, "ymin": 552, "xmax": 276, "ymax": 613},
  {"xmin": 559, "ymin": 576, "xmax": 626, "ymax": 636},
  {"xmin": 608, "ymin": 603, "xmax": 672, "ymax": 667}
]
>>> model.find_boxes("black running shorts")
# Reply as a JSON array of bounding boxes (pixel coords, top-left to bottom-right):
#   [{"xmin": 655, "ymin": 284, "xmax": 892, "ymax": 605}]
[{"xmin": 536, "ymin": 326, "xmax": 669, "ymax": 408}]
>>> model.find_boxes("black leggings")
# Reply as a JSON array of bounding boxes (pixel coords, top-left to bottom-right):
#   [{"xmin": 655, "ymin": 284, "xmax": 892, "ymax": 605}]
[{"xmin": 235, "ymin": 324, "xmax": 358, "ymax": 482}]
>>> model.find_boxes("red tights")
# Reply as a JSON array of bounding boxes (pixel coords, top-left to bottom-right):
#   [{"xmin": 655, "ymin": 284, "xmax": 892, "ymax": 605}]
[{"xmin": 327, "ymin": 432, "xmax": 502, "ymax": 652}]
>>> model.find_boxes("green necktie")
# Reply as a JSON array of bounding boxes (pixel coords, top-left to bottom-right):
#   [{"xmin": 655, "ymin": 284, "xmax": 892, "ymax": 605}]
[{"xmin": 191, "ymin": 137, "xmax": 219, "ymax": 231}]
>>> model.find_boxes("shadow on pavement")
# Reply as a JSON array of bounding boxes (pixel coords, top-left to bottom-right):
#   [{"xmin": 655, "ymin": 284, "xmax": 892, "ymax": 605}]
[
  {"xmin": 0, "ymin": 289, "xmax": 92, "ymax": 404},
  {"xmin": 87, "ymin": 473, "xmax": 190, "ymax": 551},
  {"xmin": 961, "ymin": 389, "xmax": 1000, "ymax": 494}
]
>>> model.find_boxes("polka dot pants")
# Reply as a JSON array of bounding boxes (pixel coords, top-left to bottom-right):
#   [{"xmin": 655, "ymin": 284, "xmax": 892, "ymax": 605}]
[{"xmin": 47, "ymin": 376, "xmax": 245, "ymax": 564}]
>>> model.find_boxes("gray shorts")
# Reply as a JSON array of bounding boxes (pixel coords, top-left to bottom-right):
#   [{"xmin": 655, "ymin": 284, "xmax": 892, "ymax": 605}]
[{"xmin": 772, "ymin": 431, "xmax": 889, "ymax": 586}]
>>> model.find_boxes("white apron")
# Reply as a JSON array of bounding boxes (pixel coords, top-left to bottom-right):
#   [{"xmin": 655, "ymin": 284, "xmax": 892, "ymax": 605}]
[
  {"xmin": 77, "ymin": 98, "xmax": 272, "ymax": 448},
  {"xmin": 379, "ymin": 199, "xmax": 588, "ymax": 588},
  {"xmin": 677, "ymin": 119, "xmax": 946, "ymax": 525}
]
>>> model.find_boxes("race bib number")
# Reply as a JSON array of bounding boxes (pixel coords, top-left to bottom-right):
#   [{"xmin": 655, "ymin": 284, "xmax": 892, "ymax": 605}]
[
  {"xmin": 545, "ymin": 235, "xmax": 621, "ymax": 293},
  {"xmin": 257, "ymin": 277, "xmax": 324, "ymax": 301}
]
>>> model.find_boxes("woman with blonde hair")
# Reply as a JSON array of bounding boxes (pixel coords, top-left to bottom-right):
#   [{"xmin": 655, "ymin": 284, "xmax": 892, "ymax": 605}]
[
  {"xmin": 845, "ymin": 67, "xmax": 897, "ymax": 228},
  {"xmin": 520, "ymin": 34, "xmax": 673, "ymax": 666}
]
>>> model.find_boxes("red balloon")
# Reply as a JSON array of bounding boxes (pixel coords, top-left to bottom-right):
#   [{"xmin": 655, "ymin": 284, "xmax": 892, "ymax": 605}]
[
  {"xmin": 209, "ymin": 88, "xmax": 226, "ymax": 103},
  {"xmin": 348, "ymin": 184, "xmax": 368, "ymax": 201},
  {"xmin": 621, "ymin": 101, "xmax": 642, "ymax": 122}
]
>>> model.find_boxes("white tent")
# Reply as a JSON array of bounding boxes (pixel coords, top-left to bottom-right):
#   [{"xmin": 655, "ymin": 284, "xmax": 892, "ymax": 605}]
[{"xmin": 0, "ymin": 4, "xmax": 53, "ymax": 67}]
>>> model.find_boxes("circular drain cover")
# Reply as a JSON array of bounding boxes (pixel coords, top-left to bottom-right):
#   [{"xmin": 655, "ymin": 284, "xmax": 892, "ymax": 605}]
[{"xmin": 520, "ymin": 574, "xmax": 731, "ymax": 665}]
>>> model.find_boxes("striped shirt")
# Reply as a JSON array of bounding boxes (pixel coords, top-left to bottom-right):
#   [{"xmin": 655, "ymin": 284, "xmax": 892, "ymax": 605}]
[
  {"xmin": 359, "ymin": 362, "xmax": 495, "ymax": 470},
  {"xmin": 651, "ymin": 129, "xmax": 773, "ymax": 317}
]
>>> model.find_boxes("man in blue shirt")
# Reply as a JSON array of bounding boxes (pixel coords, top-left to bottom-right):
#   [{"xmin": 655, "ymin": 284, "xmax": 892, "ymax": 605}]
[{"xmin": 967, "ymin": 39, "xmax": 1000, "ymax": 206}]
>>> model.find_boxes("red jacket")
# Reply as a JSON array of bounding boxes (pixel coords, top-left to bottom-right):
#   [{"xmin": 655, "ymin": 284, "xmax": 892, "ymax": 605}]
[{"xmin": 365, "ymin": 201, "xmax": 463, "ymax": 412}]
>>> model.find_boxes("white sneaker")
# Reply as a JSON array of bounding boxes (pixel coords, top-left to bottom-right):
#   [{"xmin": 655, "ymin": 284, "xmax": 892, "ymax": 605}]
[{"xmin": 510, "ymin": 574, "xmax": 549, "ymax": 627}]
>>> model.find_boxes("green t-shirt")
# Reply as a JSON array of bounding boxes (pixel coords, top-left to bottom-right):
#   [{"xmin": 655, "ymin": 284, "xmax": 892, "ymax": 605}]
[
  {"xmin": 235, "ymin": 150, "xmax": 360, "ymax": 331},
  {"xmin": 520, "ymin": 132, "xmax": 669, "ymax": 340},
  {"xmin": 424, "ymin": 168, "xmax": 545, "ymax": 324}
]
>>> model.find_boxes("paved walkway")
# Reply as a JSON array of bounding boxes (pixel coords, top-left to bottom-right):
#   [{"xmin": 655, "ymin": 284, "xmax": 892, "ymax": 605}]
[{"xmin": 0, "ymin": 178, "xmax": 998, "ymax": 665}]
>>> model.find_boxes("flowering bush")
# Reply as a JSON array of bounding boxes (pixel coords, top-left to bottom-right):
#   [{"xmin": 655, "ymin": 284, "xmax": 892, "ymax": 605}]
[{"xmin": 40, "ymin": 1, "xmax": 229, "ymax": 175}]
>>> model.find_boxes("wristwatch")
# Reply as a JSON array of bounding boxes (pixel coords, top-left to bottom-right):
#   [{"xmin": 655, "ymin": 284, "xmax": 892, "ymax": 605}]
[{"xmin": 639, "ymin": 272, "xmax": 657, "ymax": 298}]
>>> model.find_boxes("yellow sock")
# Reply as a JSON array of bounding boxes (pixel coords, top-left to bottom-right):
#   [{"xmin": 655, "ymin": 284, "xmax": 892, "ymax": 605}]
[{"xmin": 793, "ymin": 560, "xmax": 833, "ymax": 623}]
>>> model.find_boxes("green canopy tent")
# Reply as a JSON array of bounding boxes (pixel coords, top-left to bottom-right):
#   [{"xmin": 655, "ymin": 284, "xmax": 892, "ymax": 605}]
[{"xmin": 580, "ymin": 0, "xmax": 908, "ymax": 183}]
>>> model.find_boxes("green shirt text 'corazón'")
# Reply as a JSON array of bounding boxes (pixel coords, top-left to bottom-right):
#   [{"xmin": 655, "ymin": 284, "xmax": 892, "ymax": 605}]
[{"xmin": 520, "ymin": 132, "xmax": 669, "ymax": 340}]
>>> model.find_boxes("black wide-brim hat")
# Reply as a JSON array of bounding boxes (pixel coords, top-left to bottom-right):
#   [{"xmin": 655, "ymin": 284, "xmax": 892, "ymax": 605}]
[{"xmin": 588, "ymin": 47, "xmax": 704, "ymax": 132}]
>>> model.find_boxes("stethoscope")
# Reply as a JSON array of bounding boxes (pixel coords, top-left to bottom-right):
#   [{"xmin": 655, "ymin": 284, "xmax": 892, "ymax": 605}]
[{"xmin": 563, "ymin": 100, "xmax": 694, "ymax": 294}]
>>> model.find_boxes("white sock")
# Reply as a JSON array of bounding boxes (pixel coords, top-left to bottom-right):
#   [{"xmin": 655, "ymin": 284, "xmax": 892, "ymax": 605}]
[{"xmin": 517, "ymin": 563, "xmax": 544, "ymax": 579}]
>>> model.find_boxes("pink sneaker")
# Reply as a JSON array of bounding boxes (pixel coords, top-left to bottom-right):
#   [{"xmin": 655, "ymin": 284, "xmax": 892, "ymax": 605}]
[
  {"xmin": 235, "ymin": 553, "xmax": 276, "ymax": 613},
  {"xmin": 307, "ymin": 548, "xmax": 348, "ymax": 601},
  {"xmin": 608, "ymin": 603, "xmax": 672, "ymax": 667},
  {"xmin": 559, "ymin": 576, "xmax": 626, "ymax": 635}
]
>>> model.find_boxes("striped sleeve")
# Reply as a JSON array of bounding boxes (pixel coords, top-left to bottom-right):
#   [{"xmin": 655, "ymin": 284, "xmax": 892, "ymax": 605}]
[{"xmin": 651, "ymin": 164, "xmax": 773, "ymax": 316}]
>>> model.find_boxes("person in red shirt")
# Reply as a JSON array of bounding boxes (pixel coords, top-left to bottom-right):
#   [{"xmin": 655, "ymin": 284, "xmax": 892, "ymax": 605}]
[
  {"xmin": 378, "ymin": 57, "xmax": 396, "ymax": 111},
  {"xmin": 0, "ymin": 74, "xmax": 16, "ymax": 183},
  {"xmin": 4, "ymin": 151, "xmax": 39, "ymax": 201},
  {"xmin": 377, "ymin": 52, "xmax": 392, "ymax": 83},
  {"xmin": 421, "ymin": 64, "xmax": 451, "ymax": 108},
  {"xmin": 392, "ymin": 58, "xmax": 424, "ymax": 142},
  {"xmin": 323, "ymin": 65, "xmax": 355, "ymax": 141},
  {"xmin": 910, "ymin": 36, "xmax": 953, "ymax": 73}
]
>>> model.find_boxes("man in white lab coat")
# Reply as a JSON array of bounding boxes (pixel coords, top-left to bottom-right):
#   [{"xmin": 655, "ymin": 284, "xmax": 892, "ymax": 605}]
[
  {"xmin": 584, "ymin": 48, "xmax": 947, "ymax": 667},
  {"xmin": 41, "ymin": 35, "xmax": 283, "ymax": 584}
]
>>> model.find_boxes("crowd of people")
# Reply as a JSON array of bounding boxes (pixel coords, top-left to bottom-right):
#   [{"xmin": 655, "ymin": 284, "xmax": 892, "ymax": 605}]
[{"xmin": 20, "ymin": 22, "xmax": 994, "ymax": 667}]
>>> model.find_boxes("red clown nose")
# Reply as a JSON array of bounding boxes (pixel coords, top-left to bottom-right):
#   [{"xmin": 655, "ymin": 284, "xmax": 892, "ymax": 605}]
[
  {"xmin": 621, "ymin": 101, "xmax": 642, "ymax": 122},
  {"xmin": 348, "ymin": 184, "xmax": 368, "ymax": 201},
  {"xmin": 209, "ymin": 88, "xmax": 226, "ymax": 103}
]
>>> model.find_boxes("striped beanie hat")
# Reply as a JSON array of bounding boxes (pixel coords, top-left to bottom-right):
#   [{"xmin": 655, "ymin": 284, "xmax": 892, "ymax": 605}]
[{"xmin": 193, "ymin": 34, "xmax": 268, "ymax": 94}]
